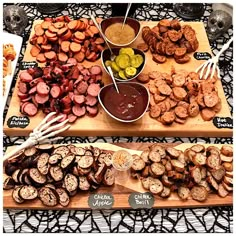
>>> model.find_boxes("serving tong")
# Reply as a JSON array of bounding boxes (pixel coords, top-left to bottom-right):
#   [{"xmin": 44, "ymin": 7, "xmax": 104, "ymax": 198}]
[
  {"xmin": 4, "ymin": 112, "xmax": 71, "ymax": 161},
  {"xmin": 196, "ymin": 37, "xmax": 233, "ymax": 80}
]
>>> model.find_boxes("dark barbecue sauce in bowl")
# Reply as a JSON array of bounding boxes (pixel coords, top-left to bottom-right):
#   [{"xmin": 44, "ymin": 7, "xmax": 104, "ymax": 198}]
[{"xmin": 99, "ymin": 83, "xmax": 149, "ymax": 122}]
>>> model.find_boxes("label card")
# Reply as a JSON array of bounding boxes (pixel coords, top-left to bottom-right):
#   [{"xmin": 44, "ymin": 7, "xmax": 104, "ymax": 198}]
[
  {"xmin": 88, "ymin": 193, "xmax": 114, "ymax": 209},
  {"xmin": 194, "ymin": 52, "xmax": 212, "ymax": 60},
  {"xmin": 19, "ymin": 61, "xmax": 38, "ymax": 70},
  {"xmin": 213, "ymin": 116, "xmax": 233, "ymax": 129},
  {"xmin": 128, "ymin": 192, "xmax": 154, "ymax": 209},
  {"xmin": 7, "ymin": 116, "xmax": 30, "ymax": 128}
]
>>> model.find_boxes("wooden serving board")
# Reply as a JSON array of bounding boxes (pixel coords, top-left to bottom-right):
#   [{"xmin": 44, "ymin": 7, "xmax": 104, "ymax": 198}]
[
  {"xmin": 3, "ymin": 143, "xmax": 233, "ymax": 210},
  {"xmin": 3, "ymin": 20, "xmax": 232, "ymax": 137}
]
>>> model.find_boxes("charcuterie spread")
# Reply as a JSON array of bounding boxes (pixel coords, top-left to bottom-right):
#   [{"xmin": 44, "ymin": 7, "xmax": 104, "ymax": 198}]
[
  {"xmin": 3, "ymin": 143, "xmax": 233, "ymax": 209},
  {"xmin": 3, "ymin": 18, "xmax": 232, "ymax": 137}
]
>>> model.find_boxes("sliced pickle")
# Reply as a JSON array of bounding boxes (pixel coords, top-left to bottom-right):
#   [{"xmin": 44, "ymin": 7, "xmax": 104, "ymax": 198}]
[
  {"xmin": 130, "ymin": 54, "xmax": 144, "ymax": 68},
  {"xmin": 119, "ymin": 47, "xmax": 135, "ymax": 56},
  {"xmin": 125, "ymin": 67, "xmax": 137, "ymax": 78},
  {"xmin": 111, "ymin": 61, "xmax": 121, "ymax": 72},
  {"xmin": 115, "ymin": 54, "xmax": 130, "ymax": 69},
  {"xmin": 118, "ymin": 70, "xmax": 128, "ymax": 80}
]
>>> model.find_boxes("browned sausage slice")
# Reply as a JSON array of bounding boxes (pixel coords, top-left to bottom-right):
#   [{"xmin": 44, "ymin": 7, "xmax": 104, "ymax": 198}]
[
  {"xmin": 174, "ymin": 106, "xmax": 188, "ymax": 119},
  {"xmin": 172, "ymin": 87, "xmax": 187, "ymax": 100},
  {"xmin": 158, "ymin": 84, "xmax": 172, "ymax": 96},
  {"xmin": 200, "ymin": 108, "xmax": 216, "ymax": 121},
  {"xmin": 203, "ymin": 92, "xmax": 219, "ymax": 108}
]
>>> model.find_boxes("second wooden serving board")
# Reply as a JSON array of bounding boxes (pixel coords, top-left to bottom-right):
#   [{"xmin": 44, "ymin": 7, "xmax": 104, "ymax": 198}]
[{"xmin": 3, "ymin": 142, "xmax": 233, "ymax": 210}]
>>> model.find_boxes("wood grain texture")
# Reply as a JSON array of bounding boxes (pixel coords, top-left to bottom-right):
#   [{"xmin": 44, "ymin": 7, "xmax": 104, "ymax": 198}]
[
  {"xmin": 3, "ymin": 20, "xmax": 232, "ymax": 137},
  {"xmin": 3, "ymin": 143, "xmax": 233, "ymax": 210}
]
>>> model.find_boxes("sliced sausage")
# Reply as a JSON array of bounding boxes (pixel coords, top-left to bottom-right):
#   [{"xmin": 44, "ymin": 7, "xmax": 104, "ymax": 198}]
[
  {"xmin": 161, "ymin": 111, "xmax": 175, "ymax": 125},
  {"xmin": 72, "ymin": 105, "xmax": 86, "ymax": 117},
  {"xmin": 20, "ymin": 72, "xmax": 33, "ymax": 83},
  {"xmin": 86, "ymin": 106, "xmax": 98, "ymax": 117},
  {"xmin": 188, "ymin": 102, "xmax": 199, "ymax": 117},
  {"xmin": 38, "ymin": 187, "xmax": 58, "ymax": 207},
  {"xmin": 200, "ymin": 108, "xmax": 216, "ymax": 121},
  {"xmin": 174, "ymin": 106, "xmax": 188, "ymax": 119},
  {"xmin": 204, "ymin": 92, "xmax": 219, "ymax": 108},
  {"xmin": 23, "ymin": 103, "xmax": 38, "ymax": 116},
  {"xmin": 76, "ymin": 81, "xmax": 88, "ymax": 95},
  {"xmin": 87, "ymin": 83, "xmax": 100, "ymax": 97},
  {"xmin": 158, "ymin": 84, "xmax": 172, "ymax": 96},
  {"xmin": 36, "ymin": 82, "xmax": 50, "ymax": 95},
  {"xmin": 152, "ymin": 54, "xmax": 166, "ymax": 63},
  {"xmin": 73, "ymin": 95, "xmax": 85, "ymax": 105},
  {"xmin": 172, "ymin": 87, "xmax": 187, "ymax": 100}
]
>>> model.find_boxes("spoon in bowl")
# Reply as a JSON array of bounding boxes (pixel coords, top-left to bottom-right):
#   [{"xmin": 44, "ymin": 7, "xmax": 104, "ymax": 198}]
[
  {"xmin": 122, "ymin": 3, "xmax": 132, "ymax": 30},
  {"xmin": 107, "ymin": 66, "xmax": 120, "ymax": 93},
  {"xmin": 90, "ymin": 14, "xmax": 116, "ymax": 61}
]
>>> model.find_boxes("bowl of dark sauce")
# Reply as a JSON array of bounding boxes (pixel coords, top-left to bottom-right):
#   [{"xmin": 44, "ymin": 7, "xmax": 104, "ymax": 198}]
[{"xmin": 98, "ymin": 82, "xmax": 150, "ymax": 123}]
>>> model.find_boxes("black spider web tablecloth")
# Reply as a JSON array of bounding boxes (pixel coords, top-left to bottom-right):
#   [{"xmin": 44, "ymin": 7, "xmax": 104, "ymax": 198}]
[{"xmin": 3, "ymin": 3, "xmax": 233, "ymax": 233}]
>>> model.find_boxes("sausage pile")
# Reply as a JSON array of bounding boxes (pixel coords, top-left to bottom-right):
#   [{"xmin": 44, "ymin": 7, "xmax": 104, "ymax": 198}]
[
  {"xmin": 4, "ymin": 144, "xmax": 115, "ymax": 207},
  {"xmin": 17, "ymin": 59, "xmax": 103, "ymax": 122},
  {"xmin": 131, "ymin": 144, "xmax": 233, "ymax": 201},
  {"xmin": 137, "ymin": 69, "xmax": 221, "ymax": 125},
  {"xmin": 139, "ymin": 19, "xmax": 199, "ymax": 64},
  {"xmin": 30, "ymin": 16, "xmax": 105, "ymax": 63}
]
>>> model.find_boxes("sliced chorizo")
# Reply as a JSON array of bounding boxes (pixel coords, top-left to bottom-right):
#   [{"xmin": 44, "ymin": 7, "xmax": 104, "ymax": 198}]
[{"xmin": 72, "ymin": 105, "xmax": 86, "ymax": 117}]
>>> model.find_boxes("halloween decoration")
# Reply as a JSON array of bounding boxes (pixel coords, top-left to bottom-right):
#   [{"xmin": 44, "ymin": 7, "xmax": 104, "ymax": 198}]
[
  {"xmin": 173, "ymin": 3, "xmax": 204, "ymax": 20},
  {"xmin": 36, "ymin": 3, "xmax": 68, "ymax": 14},
  {"xmin": 3, "ymin": 112, "xmax": 71, "ymax": 161},
  {"xmin": 207, "ymin": 10, "xmax": 232, "ymax": 42},
  {"xmin": 3, "ymin": 5, "xmax": 28, "ymax": 36},
  {"xmin": 196, "ymin": 37, "xmax": 233, "ymax": 79}
]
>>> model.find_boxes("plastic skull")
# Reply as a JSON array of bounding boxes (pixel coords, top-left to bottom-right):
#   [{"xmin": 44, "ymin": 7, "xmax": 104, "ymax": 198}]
[
  {"xmin": 207, "ymin": 10, "xmax": 232, "ymax": 42},
  {"xmin": 3, "ymin": 5, "xmax": 28, "ymax": 35}
]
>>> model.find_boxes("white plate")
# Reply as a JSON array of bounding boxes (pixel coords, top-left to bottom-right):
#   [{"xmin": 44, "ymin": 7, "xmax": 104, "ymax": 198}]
[{"xmin": 2, "ymin": 32, "xmax": 23, "ymax": 109}]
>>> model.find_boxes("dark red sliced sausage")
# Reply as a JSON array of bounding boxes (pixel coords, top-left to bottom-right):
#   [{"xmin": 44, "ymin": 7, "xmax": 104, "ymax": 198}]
[
  {"xmin": 50, "ymin": 85, "xmax": 61, "ymax": 98},
  {"xmin": 29, "ymin": 86, "xmax": 37, "ymax": 95},
  {"xmin": 73, "ymin": 95, "xmax": 85, "ymax": 105},
  {"xmin": 76, "ymin": 81, "xmax": 88, "ymax": 95},
  {"xmin": 18, "ymin": 82, "xmax": 28, "ymax": 94},
  {"xmin": 18, "ymin": 92, "xmax": 29, "ymax": 99},
  {"xmin": 72, "ymin": 105, "xmax": 86, "ymax": 117},
  {"xmin": 29, "ymin": 78, "xmax": 44, "ymax": 87},
  {"xmin": 35, "ymin": 93, "xmax": 49, "ymax": 104},
  {"xmin": 89, "ymin": 65, "xmax": 102, "ymax": 75},
  {"xmin": 87, "ymin": 83, "xmax": 100, "ymax": 97},
  {"xmin": 36, "ymin": 82, "xmax": 50, "ymax": 95},
  {"xmin": 61, "ymin": 95, "xmax": 71, "ymax": 106},
  {"xmin": 62, "ymin": 107, "xmax": 71, "ymax": 114},
  {"xmin": 21, "ymin": 97, "xmax": 32, "ymax": 103},
  {"xmin": 23, "ymin": 103, "xmax": 38, "ymax": 116},
  {"xmin": 68, "ymin": 114, "xmax": 78, "ymax": 123},
  {"xmin": 85, "ymin": 95, "xmax": 97, "ymax": 106},
  {"xmin": 57, "ymin": 113, "xmax": 68, "ymax": 122},
  {"xmin": 86, "ymin": 106, "xmax": 98, "ymax": 117},
  {"xmin": 19, "ymin": 72, "xmax": 33, "ymax": 83},
  {"xmin": 67, "ymin": 58, "xmax": 77, "ymax": 65}
]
